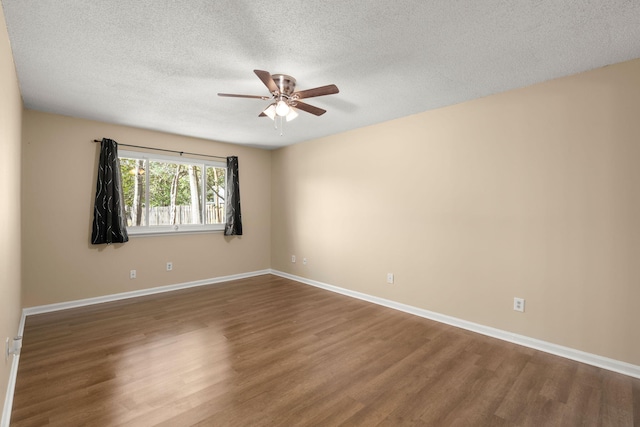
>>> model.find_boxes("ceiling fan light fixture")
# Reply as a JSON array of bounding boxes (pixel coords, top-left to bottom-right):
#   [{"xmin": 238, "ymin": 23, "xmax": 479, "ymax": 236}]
[
  {"xmin": 263, "ymin": 103, "xmax": 276, "ymax": 120},
  {"xmin": 275, "ymin": 99, "xmax": 290, "ymax": 117},
  {"xmin": 285, "ymin": 108, "xmax": 298, "ymax": 122}
]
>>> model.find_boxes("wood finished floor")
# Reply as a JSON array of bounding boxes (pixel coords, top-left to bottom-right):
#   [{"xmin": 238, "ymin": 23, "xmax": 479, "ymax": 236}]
[{"xmin": 11, "ymin": 274, "xmax": 640, "ymax": 426}]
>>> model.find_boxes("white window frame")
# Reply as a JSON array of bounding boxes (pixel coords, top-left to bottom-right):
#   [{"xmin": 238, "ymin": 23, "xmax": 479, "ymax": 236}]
[{"xmin": 119, "ymin": 150, "xmax": 226, "ymax": 236}]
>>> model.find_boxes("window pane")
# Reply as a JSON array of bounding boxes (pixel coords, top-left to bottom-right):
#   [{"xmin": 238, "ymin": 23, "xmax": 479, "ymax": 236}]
[
  {"xmin": 120, "ymin": 158, "xmax": 147, "ymax": 227},
  {"xmin": 206, "ymin": 166, "xmax": 225, "ymax": 224},
  {"xmin": 118, "ymin": 150, "xmax": 226, "ymax": 233},
  {"xmin": 148, "ymin": 161, "xmax": 203, "ymax": 225}
]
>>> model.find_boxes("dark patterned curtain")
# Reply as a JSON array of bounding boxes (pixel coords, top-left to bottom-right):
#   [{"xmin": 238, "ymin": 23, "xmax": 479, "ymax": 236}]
[
  {"xmin": 91, "ymin": 138, "xmax": 129, "ymax": 244},
  {"xmin": 224, "ymin": 156, "xmax": 243, "ymax": 236}
]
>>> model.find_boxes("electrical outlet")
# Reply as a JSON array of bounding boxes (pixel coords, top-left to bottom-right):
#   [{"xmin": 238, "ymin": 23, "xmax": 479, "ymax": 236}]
[
  {"xmin": 387, "ymin": 273, "xmax": 394, "ymax": 284},
  {"xmin": 130, "ymin": 269, "xmax": 137, "ymax": 279},
  {"xmin": 291, "ymin": 255, "xmax": 296, "ymax": 263},
  {"xmin": 513, "ymin": 297, "xmax": 525, "ymax": 312},
  {"xmin": 303, "ymin": 258, "xmax": 307, "ymax": 265},
  {"xmin": 166, "ymin": 262, "xmax": 173, "ymax": 271}
]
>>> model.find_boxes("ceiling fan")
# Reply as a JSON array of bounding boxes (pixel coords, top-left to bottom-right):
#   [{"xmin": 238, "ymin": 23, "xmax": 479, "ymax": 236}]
[{"xmin": 218, "ymin": 70, "xmax": 339, "ymax": 122}]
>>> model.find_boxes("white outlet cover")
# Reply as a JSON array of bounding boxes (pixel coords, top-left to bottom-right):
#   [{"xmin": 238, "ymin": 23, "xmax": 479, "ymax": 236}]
[{"xmin": 514, "ymin": 297, "xmax": 525, "ymax": 312}]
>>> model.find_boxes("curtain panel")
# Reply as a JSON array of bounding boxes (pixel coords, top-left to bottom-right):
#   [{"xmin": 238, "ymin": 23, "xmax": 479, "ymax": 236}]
[
  {"xmin": 91, "ymin": 138, "xmax": 129, "ymax": 244},
  {"xmin": 224, "ymin": 156, "xmax": 243, "ymax": 236}
]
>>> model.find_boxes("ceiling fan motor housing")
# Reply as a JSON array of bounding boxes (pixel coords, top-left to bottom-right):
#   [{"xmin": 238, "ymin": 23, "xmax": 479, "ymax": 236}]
[{"xmin": 272, "ymin": 74, "xmax": 296, "ymax": 97}]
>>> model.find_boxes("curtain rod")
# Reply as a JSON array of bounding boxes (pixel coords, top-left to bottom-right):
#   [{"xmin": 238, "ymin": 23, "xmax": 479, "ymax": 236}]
[{"xmin": 92, "ymin": 139, "xmax": 227, "ymax": 160}]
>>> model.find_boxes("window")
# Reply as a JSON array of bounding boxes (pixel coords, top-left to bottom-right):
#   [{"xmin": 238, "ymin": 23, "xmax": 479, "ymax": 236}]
[{"xmin": 119, "ymin": 150, "xmax": 226, "ymax": 235}]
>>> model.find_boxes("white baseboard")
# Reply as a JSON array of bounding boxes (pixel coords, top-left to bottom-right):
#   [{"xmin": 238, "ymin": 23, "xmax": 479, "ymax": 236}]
[
  {"xmin": 1, "ymin": 355, "xmax": 18, "ymax": 427},
  {"xmin": 270, "ymin": 270, "xmax": 640, "ymax": 380},
  {"xmin": 1, "ymin": 312, "xmax": 25, "ymax": 427},
  {"xmin": 23, "ymin": 269, "xmax": 271, "ymax": 316}
]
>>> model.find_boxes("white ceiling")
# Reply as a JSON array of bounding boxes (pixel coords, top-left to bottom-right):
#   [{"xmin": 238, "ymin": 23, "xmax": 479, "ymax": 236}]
[{"xmin": 3, "ymin": 1, "xmax": 640, "ymax": 149}]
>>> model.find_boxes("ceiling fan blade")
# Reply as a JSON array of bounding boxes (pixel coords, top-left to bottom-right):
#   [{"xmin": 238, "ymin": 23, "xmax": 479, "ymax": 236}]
[
  {"xmin": 254, "ymin": 69, "xmax": 279, "ymax": 94},
  {"xmin": 258, "ymin": 112, "xmax": 267, "ymax": 117},
  {"xmin": 293, "ymin": 84, "xmax": 339, "ymax": 100},
  {"xmin": 294, "ymin": 101, "xmax": 326, "ymax": 116},
  {"xmin": 218, "ymin": 93, "xmax": 270, "ymax": 100}
]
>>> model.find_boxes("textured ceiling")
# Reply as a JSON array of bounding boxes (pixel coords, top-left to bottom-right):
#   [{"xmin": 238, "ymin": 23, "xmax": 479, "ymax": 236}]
[{"xmin": 3, "ymin": 1, "xmax": 640, "ymax": 149}]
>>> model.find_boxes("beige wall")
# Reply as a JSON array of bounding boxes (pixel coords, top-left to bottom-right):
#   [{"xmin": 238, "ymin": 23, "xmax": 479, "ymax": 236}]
[
  {"xmin": 271, "ymin": 59, "xmax": 640, "ymax": 366},
  {"xmin": 0, "ymin": 0, "xmax": 22, "ymax": 417},
  {"xmin": 22, "ymin": 111, "xmax": 271, "ymax": 307}
]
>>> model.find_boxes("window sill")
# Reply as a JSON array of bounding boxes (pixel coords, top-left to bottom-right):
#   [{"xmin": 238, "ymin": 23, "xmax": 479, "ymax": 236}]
[{"xmin": 127, "ymin": 225, "xmax": 225, "ymax": 237}]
